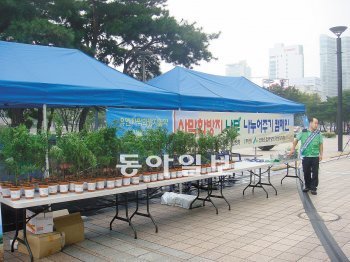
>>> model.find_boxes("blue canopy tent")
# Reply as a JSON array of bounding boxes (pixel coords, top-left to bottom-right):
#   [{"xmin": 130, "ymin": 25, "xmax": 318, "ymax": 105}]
[
  {"xmin": 0, "ymin": 41, "xmax": 179, "ymax": 109},
  {"xmin": 0, "ymin": 40, "xmax": 180, "ymax": 176},
  {"xmin": 148, "ymin": 66, "xmax": 305, "ymax": 113}
]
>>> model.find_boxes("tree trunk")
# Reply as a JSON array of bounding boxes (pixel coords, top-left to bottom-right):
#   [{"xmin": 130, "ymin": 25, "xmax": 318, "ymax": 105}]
[
  {"xmin": 8, "ymin": 108, "xmax": 25, "ymax": 127},
  {"xmin": 48, "ymin": 108, "xmax": 55, "ymax": 132},
  {"xmin": 90, "ymin": 0, "xmax": 98, "ymax": 53},
  {"xmin": 79, "ymin": 108, "xmax": 90, "ymax": 131},
  {"xmin": 37, "ymin": 108, "xmax": 43, "ymax": 133}
]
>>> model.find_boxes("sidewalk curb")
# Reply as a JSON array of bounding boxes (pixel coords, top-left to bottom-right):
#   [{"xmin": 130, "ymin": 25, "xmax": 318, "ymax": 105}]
[{"xmin": 297, "ymin": 170, "xmax": 349, "ymax": 262}]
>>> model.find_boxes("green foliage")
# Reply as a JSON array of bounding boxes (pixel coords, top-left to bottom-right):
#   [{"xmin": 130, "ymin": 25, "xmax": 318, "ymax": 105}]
[
  {"xmin": 119, "ymin": 130, "xmax": 144, "ymax": 155},
  {"xmin": 83, "ymin": 127, "xmax": 120, "ymax": 167},
  {"xmin": 118, "ymin": 130, "xmax": 147, "ymax": 170},
  {"xmin": 268, "ymin": 86, "xmax": 350, "ymax": 133},
  {"xmin": 2, "ymin": 18, "xmax": 75, "ymax": 47},
  {"xmin": 166, "ymin": 130, "xmax": 196, "ymax": 156},
  {"xmin": 194, "ymin": 127, "xmax": 240, "ymax": 163},
  {"xmin": 141, "ymin": 127, "xmax": 168, "ymax": 157},
  {"xmin": 53, "ymin": 132, "xmax": 97, "ymax": 174},
  {"xmin": 49, "ymin": 145, "xmax": 64, "ymax": 163},
  {"xmin": 0, "ymin": 125, "xmax": 47, "ymax": 183},
  {"xmin": 0, "ymin": 0, "xmax": 218, "ymax": 130},
  {"xmin": 268, "ymin": 85, "xmax": 322, "ymax": 116},
  {"xmin": 322, "ymin": 132, "xmax": 336, "ymax": 138},
  {"xmin": 343, "ymin": 91, "xmax": 350, "ymax": 123},
  {"xmin": 196, "ymin": 130, "xmax": 217, "ymax": 163},
  {"xmin": 0, "ymin": 0, "xmax": 218, "ymax": 79},
  {"xmin": 220, "ymin": 126, "xmax": 239, "ymax": 153},
  {"xmin": 0, "ymin": 124, "xmax": 241, "ymax": 180}
]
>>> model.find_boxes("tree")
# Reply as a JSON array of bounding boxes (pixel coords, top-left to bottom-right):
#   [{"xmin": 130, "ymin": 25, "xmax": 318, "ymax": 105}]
[
  {"xmin": 343, "ymin": 90, "xmax": 350, "ymax": 133},
  {"xmin": 268, "ymin": 85, "xmax": 350, "ymax": 133},
  {"xmin": 0, "ymin": 0, "xmax": 218, "ymax": 80},
  {"xmin": 0, "ymin": 0, "xmax": 219, "ymax": 130}
]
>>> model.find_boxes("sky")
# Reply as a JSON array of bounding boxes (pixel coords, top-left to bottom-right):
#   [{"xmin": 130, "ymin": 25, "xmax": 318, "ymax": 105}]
[{"xmin": 161, "ymin": 0, "xmax": 350, "ymax": 79}]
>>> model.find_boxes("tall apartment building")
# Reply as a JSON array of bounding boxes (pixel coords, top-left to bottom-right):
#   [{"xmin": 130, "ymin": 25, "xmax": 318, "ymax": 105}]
[
  {"xmin": 268, "ymin": 44, "xmax": 304, "ymax": 80},
  {"xmin": 320, "ymin": 34, "xmax": 350, "ymax": 97},
  {"xmin": 225, "ymin": 60, "xmax": 251, "ymax": 79}
]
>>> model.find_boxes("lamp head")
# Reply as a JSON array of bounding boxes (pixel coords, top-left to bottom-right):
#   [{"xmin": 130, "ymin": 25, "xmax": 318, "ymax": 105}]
[{"xmin": 330, "ymin": 26, "xmax": 348, "ymax": 37}]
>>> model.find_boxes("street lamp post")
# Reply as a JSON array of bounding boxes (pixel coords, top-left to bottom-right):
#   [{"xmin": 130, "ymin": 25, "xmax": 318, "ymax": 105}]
[{"xmin": 329, "ymin": 26, "xmax": 347, "ymax": 152}]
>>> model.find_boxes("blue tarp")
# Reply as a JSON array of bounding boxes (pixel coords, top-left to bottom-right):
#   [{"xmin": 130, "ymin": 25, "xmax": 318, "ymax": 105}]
[
  {"xmin": 148, "ymin": 66, "xmax": 305, "ymax": 113},
  {"xmin": 0, "ymin": 41, "xmax": 179, "ymax": 109}
]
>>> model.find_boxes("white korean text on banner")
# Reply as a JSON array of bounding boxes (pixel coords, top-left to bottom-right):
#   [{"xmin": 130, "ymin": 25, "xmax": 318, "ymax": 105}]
[{"xmin": 106, "ymin": 108, "xmax": 294, "ymax": 148}]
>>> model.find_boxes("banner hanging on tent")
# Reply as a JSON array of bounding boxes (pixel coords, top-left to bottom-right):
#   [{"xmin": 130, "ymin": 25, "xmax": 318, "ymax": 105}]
[
  {"xmin": 174, "ymin": 111, "xmax": 294, "ymax": 148},
  {"xmin": 107, "ymin": 108, "xmax": 294, "ymax": 148},
  {"xmin": 106, "ymin": 108, "xmax": 173, "ymax": 135}
]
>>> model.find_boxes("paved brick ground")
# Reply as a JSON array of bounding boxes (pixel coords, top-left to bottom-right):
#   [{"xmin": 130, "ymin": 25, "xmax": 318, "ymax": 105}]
[{"xmin": 3, "ymin": 136, "xmax": 350, "ymax": 261}]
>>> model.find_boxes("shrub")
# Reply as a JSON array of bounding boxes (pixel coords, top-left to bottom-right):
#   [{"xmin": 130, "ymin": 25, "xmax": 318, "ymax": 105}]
[{"xmin": 322, "ymin": 132, "xmax": 336, "ymax": 138}]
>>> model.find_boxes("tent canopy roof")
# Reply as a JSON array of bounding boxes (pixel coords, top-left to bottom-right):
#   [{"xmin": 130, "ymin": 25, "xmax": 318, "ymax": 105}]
[
  {"xmin": 148, "ymin": 66, "xmax": 305, "ymax": 113},
  {"xmin": 0, "ymin": 41, "xmax": 179, "ymax": 109}
]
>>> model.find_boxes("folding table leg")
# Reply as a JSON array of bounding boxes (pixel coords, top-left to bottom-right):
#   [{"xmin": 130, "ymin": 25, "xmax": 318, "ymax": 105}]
[
  {"xmin": 267, "ymin": 168, "xmax": 278, "ymax": 195},
  {"xmin": 281, "ymin": 161, "xmax": 303, "ymax": 184},
  {"xmin": 219, "ymin": 176, "xmax": 231, "ymax": 210},
  {"xmin": 202, "ymin": 178, "xmax": 218, "ymax": 214},
  {"xmin": 12, "ymin": 209, "xmax": 34, "ymax": 262},
  {"xmin": 11, "ymin": 209, "xmax": 19, "ymax": 253},
  {"xmin": 257, "ymin": 168, "xmax": 269, "ymax": 198},
  {"xmin": 243, "ymin": 170, "xmax": 253, "ymax": 195},
  {"xmin": 130, "ymin": 189, "xmax": 158, "ymax": 233},
  {"xmin": 243, "ymin": 169, "xmax": 269, "ymax": 198},
  {"xmin": 109, "ymin": 194, "xmax": 119, "ymax": 230},
  {"xmin": 190, "ymin": 180, "xmax": 201, "ymax": 209},
  {"xmin": 21, "ymin": 209, "xmax": 33, "ymax": 261},
  {"xmin": 110, "ymin": 193, "xmax": 137, "ymax": 239}
]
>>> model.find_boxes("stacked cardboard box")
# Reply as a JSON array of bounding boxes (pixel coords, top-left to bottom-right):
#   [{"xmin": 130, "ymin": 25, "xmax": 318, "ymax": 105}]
[{"xmin": 18, "ymin": 211, "xmax": 84, "ymax": 259}]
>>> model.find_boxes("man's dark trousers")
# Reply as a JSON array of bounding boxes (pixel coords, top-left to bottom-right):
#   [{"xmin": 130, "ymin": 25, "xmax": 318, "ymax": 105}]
[{"xmin": 302, "ymin": 157, "xmax": 319, "ymax": 190}]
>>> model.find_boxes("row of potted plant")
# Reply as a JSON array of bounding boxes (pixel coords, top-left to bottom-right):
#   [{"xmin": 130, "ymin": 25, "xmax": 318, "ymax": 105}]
[
  {"xmin": 0, "ymin": 176, "xmax": 135, "ymax": 201},
  {"xmin": 1, "ymin": 160, "xmax": 236, "ymax": 201},
  {"xmin": 0, "ymin": 125, "xmax": 239, "ymax": 201}
]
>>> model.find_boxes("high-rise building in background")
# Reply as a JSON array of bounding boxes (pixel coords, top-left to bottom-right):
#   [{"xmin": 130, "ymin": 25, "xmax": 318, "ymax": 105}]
[
  {"xmin": 268, "ymin": 44, "xmax": 304, "ymax": 80},
  {"xmin": 320, "ymin": 35, "xmax": 350, "ymax": 97},
  {"xmin": 225, "ymin": 60, "xmax": 251, "ymax": 79},
  {"xmin": 289, "ymin": 77, "xmax": 325, "ymax": 100}
]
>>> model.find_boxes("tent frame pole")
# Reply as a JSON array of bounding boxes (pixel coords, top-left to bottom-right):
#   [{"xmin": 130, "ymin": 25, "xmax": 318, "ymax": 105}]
[{"xmin": 43, "ymin": 104, "xmax": 50, "ymax": 178}]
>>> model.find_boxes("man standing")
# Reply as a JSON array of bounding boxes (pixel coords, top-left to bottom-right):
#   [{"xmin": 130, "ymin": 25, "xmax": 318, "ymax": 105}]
[{"xmin": 290, "ymin": 117, "xmax": 323, "ymax": 195}]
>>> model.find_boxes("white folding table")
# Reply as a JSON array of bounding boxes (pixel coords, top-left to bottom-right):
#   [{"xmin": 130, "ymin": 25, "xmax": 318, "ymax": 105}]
[{"xmin": 1, "ymin": 184, "xmax": 147, "ymax": 262}]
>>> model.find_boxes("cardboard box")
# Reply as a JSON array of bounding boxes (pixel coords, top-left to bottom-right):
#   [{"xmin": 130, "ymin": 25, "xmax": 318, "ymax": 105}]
[
  {"xmin": 18, "ymin": 231, "xmax": 64, "ymax": 259},
  {"xmin": 53, "ymin": 212, "xmax": 84, "ymax": 245},
  {"xmin": 26, "ymin": 210, "xmax": 53, "ymax": 235},
  {"xmin": 53, "ymin": 209, "xmax": 69, "ymax": 218}
]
